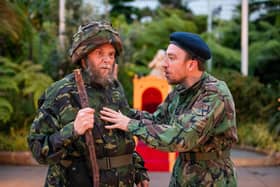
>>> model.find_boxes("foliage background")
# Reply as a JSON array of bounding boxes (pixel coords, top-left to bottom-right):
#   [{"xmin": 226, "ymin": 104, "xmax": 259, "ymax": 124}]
[{"xmin": 0, "ymin": 0, "xmax": 279, "ymax": 151}]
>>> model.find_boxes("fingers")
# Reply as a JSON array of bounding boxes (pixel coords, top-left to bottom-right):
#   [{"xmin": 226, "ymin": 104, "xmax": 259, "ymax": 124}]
[
  {"xmin": 102, "ymin": 107, "xmax": 119, "ymax": 115},
  {"xmin": 102, "ymin": 107, "xmax": 114, "ymax": 112},
  {"xmin": 80, "ymin": 107, "xmax": 95, "ymax": 114},
  {"xmin": 101, "ymin": 107, "xmax": 130, "ymax": 132},
  {"xmin": 74, "ymin": 107, "xmax": 95, "ymax": 135},
  {"xmin": 104, "ymin": 124, "xmax": 119, "ymax": 130},
  {"xmin": 100, "ymin": 115, "xmax": 117, "ymax": 123},
  {"xmin": 99, "ymin": 109, "xmax": 114, "ymax": 118},
  {"xmin": 100, "ymin": 107, "xmax": 120, "ymax": 122}
]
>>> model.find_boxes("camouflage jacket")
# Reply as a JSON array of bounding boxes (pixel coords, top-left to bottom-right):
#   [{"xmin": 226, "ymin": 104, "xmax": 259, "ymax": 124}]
[
  {"xmin": 27, "ymin": 71, "xmax": 149, "ymax": 187},
  {"xmin": 127, "ymin": 72, "xmax": 238, "ymax": 187}
]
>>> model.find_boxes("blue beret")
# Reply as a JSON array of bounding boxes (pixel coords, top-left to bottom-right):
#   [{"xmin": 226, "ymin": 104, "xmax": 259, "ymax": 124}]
[{"xmin": 170, "ymin": 32, "xmax": 211, "ymax": 61}]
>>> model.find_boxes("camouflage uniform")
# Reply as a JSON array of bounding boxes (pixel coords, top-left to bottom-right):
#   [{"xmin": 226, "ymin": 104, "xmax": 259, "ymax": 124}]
[
  {"xmin": 28, "ymin": 21, "xmax": 149, "ymax": 187},
  {"xmin": 127, "ymin": 72, "xmax": 238, "ymax": 187},
  {"xmin": 28, "ymin": 71, "xmax": 149, "ymax": 187}
]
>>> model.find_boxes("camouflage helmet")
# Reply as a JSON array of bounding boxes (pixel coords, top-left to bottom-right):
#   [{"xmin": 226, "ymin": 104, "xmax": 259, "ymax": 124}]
[{"xmin": 69, "ymin": 21, "xmax": 123, "ymax": 63}]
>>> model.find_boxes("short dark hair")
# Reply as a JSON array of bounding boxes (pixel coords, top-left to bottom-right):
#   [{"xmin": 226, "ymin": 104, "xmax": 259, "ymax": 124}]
[
  {"xmin": 184, "ymin": 51, "xmax": 206, "ymax": 71},
  {"xmin": 197, "ymin": 60, "xmax": 206, "ymax": 71}
]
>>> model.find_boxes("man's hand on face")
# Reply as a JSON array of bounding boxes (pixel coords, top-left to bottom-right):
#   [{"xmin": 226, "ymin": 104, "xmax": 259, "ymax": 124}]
[
  {"xmin": 100, "ymin": 107, "xmax": 130, "ymax": 131},
  {"xmin": 74, "ymin": 107, "xmax": 95, "ymax": 135}
]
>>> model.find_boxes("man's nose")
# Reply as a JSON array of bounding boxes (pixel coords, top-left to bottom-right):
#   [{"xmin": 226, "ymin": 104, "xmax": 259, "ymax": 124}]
[
  {"xmin": 161, "ymin": 58, "xmax": 168, "ymax": 68},
  {"xmin": 102, "ymin": 55, "xmax": 111, "ymax": 63}
]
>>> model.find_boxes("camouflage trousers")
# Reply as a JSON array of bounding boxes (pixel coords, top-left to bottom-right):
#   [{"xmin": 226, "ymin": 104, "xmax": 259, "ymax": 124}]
[{"xmin": 168, "ymin": 158, "xmax": 237, "ymax": 187}]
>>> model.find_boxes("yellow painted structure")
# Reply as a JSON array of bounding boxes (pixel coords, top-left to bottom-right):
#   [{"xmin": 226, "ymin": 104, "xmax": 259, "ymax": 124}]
[{"xmin": 133, "ymin": 75, "xmax": 170, "ymax": 110}]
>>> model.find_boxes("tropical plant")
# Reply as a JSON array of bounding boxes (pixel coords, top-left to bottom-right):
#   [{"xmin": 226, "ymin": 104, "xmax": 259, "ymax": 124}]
[
  {"xmin": 0, "ymin": 57, "xmax": 53, "ymax": 130},
  {"xmin": 213, "ymin": 69, "xmax": 278, "ymax": 124},
  {"xmin": 108, "ymin": 0, "xmax": 141, "ymax": 23},
  {"xmin": 127, "ymin": 9, "xmax": 198, "ymax": 66},
  {"xmin": 0, "ymin": 57, "xmax": 18, "ymax": 123},
  {"xmin": 14, "ymin": 61, "xmax": 54, "ymax": 108},
  {"xmin": 249, "ymin": 21, "xmax": 280, "ymax": 84},
  {"xmin": 206, "ymin": 35, "xmax": 241, "ymax": 71},
  {"xmin": 269, "ymin": 108, "xmax": 280, "ymax": 135},
  {"xmin": 249, "ymin": 0, "xmax": 280, "ymax": 27},
  {"xmin": 238, "ymin": 123, "xmax": 280, "ymax": 152},
  {"xmin": 0, "ymin": 0, "xmax": 33, "ymax": 60}
]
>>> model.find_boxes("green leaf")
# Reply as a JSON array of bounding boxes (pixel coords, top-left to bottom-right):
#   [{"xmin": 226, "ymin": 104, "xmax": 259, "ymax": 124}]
[{"xmin": 0, "ymin": 98, "xmax": 13, "ymax": 123}]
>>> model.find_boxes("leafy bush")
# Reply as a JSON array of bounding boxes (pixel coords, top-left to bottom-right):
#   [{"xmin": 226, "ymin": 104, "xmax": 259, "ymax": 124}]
[
  {"xmin": 0, "ymin": 98, "xmax": 13, "ymax": 123},
  {"xmin": 238, "ymin": 123, "xmax": 280, "ymax": 152},
  {"xmin": 249, "ymin": 21, "xmax": 280, "ymax": 85},
  {"xmin": 269, "ymin": 106, "xmax": 280, "ymax": 135},
  {"xmin": 213, "ymin": 69, "xmax": 278, "ymax": 124},
  {"xmin": 0, "ymin": 57, "xmax": 20, "ymax": 123},
  {"xmin": 0, "ymin": 57, "xmax": 53, "ymax": 131},
  {"xmin": 120, "ymin": 8, "xmax": 198, "ymax": 67},
  {"xmin": 0, "ymin": 128, "xmax": 28, "ymax": 151},
  {"xmin": 207, "ymin": 36, "xmax": 241, "ymax": 71},
  {"xmin": 250, "ymin": 39, "xmax": 280, "ymax": 85}
]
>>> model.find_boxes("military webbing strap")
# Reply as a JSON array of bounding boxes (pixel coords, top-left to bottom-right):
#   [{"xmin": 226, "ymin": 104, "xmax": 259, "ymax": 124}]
[
  {"xmin": 180, "ymin": 150, "xmax": 230, "ymax": 161},
  {"xmin": 97, "ymin": 154, "xmax": 133, "ymax": 170}
]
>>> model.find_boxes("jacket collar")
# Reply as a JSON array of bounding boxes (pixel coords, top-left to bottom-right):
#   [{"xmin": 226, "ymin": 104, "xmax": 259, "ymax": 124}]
[{"xmin": 175, "ymin": 72, "xmax": 208, "ymax": 95}]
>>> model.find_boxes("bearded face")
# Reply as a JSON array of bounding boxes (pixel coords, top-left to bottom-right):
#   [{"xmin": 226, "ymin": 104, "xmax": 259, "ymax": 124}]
[
  {"xmin": 84, "ymin": 43, "xmax": 116, "ymax": 87},
  {"xmin": 85, "ymin": 59, "xmax": 115, "ymax": 87}
]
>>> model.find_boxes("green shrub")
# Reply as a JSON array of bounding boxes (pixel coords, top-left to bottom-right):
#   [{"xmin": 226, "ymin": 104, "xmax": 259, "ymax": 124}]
[
  {"xmin": 207, "ymin": 37, "xmax": 241, "ymax": 71},
  {"xmin": 0, "ymin": 57, "xmax": 53, "ymax": 131},
  {"xmin": 0, "ymin": 57, "xmax": 19, "ymax": 123},
  {"xmin": 0, "ymin": 128, "xmax": 28, "ymax": 151},
  {"xmin": 213, "ymin": 69, "xmax": 278, "ymax": 124},
  {"xmin": 269, "ymin": 109, "xmax": 280, "ymax": 135},
  {"xmin": 238, "ymin": 123, "xmax": 280, "ymax": 152}
]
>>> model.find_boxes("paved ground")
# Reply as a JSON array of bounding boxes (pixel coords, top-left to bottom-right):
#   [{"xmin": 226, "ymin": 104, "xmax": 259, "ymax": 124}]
[
  {"xmin": 0, "ymin": 165, "xmax": 280, "ymax": 187},
  {"xmin": 0, "ymin": 148, "xmax": 279, "ymax": 186}
]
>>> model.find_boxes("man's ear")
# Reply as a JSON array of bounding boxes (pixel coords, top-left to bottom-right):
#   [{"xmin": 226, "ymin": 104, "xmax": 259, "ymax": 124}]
[
  {"xmin": 81, "ymin": 58, "xmax": 87, "ymax": 69},
  {"xmin": 186, "ymin": 60, "xmax": 193, "ymax": 71},
  {"xmin": 187, "ymin": 59, "xmax": 199, "ymax": 71}
]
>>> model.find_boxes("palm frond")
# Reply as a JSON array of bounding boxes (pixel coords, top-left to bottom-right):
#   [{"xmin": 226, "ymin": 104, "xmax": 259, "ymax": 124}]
[
  {"xmin": 0, "ymin": 77, "xmax": 19, "ymax": 92},
  {"xmin": 15, "ymin": 60, "xmax": 53, "ymax": 108},
  {"xmin": 0, "ymin": 98, "xmax": 13, "ymax": 123},
  {"xmin": 0, "ymin": 57, "xmax": 19, "ymax": 92}
]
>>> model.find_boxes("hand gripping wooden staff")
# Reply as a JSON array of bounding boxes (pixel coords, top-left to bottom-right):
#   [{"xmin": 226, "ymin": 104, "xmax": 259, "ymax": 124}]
[{"xmin": 74, "ymin": 69, "xmax": 100, "ymax": 187}]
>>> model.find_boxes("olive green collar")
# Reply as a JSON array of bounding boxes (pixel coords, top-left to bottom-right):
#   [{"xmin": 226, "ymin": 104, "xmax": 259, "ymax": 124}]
[{"xmin": 175, "ymin": 72, "xmax": 208, "ymax": 95}]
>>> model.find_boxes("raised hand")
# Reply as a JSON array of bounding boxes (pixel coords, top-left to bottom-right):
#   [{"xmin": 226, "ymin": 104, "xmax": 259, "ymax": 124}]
[{"xmin": 100, "ymin": 107, "xmax": 130, "ymax": 131}]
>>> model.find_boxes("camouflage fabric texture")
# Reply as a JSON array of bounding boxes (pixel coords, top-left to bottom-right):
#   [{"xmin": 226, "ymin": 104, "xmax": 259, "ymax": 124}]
[
  {"xmin": 69, "ymin": 21, "xmax": 122, "ymax": 64},
  {"xmin": 27, "ymin": 71, "xmax": 149, "ymax": 187},
  {"xmin": 127, "ymin": 72, "xmax": 238, "ymax": 187}
]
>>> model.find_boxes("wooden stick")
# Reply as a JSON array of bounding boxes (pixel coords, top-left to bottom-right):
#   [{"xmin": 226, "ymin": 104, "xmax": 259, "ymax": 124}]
[{"xmin": 74, "ymin": 69, "xmax": 99, "ymax": 187}]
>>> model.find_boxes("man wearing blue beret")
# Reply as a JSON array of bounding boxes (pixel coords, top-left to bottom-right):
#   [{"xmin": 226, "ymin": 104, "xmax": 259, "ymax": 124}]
[{"xmin": 101, "ymin": 32, "xmax": 238, "ymax": 186}]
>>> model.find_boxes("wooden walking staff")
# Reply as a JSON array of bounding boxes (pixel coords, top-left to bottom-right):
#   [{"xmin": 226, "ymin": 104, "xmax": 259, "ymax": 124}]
[{"xmin": 74, "ymin": 69, "xmax": 100, "ymax": 187}]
